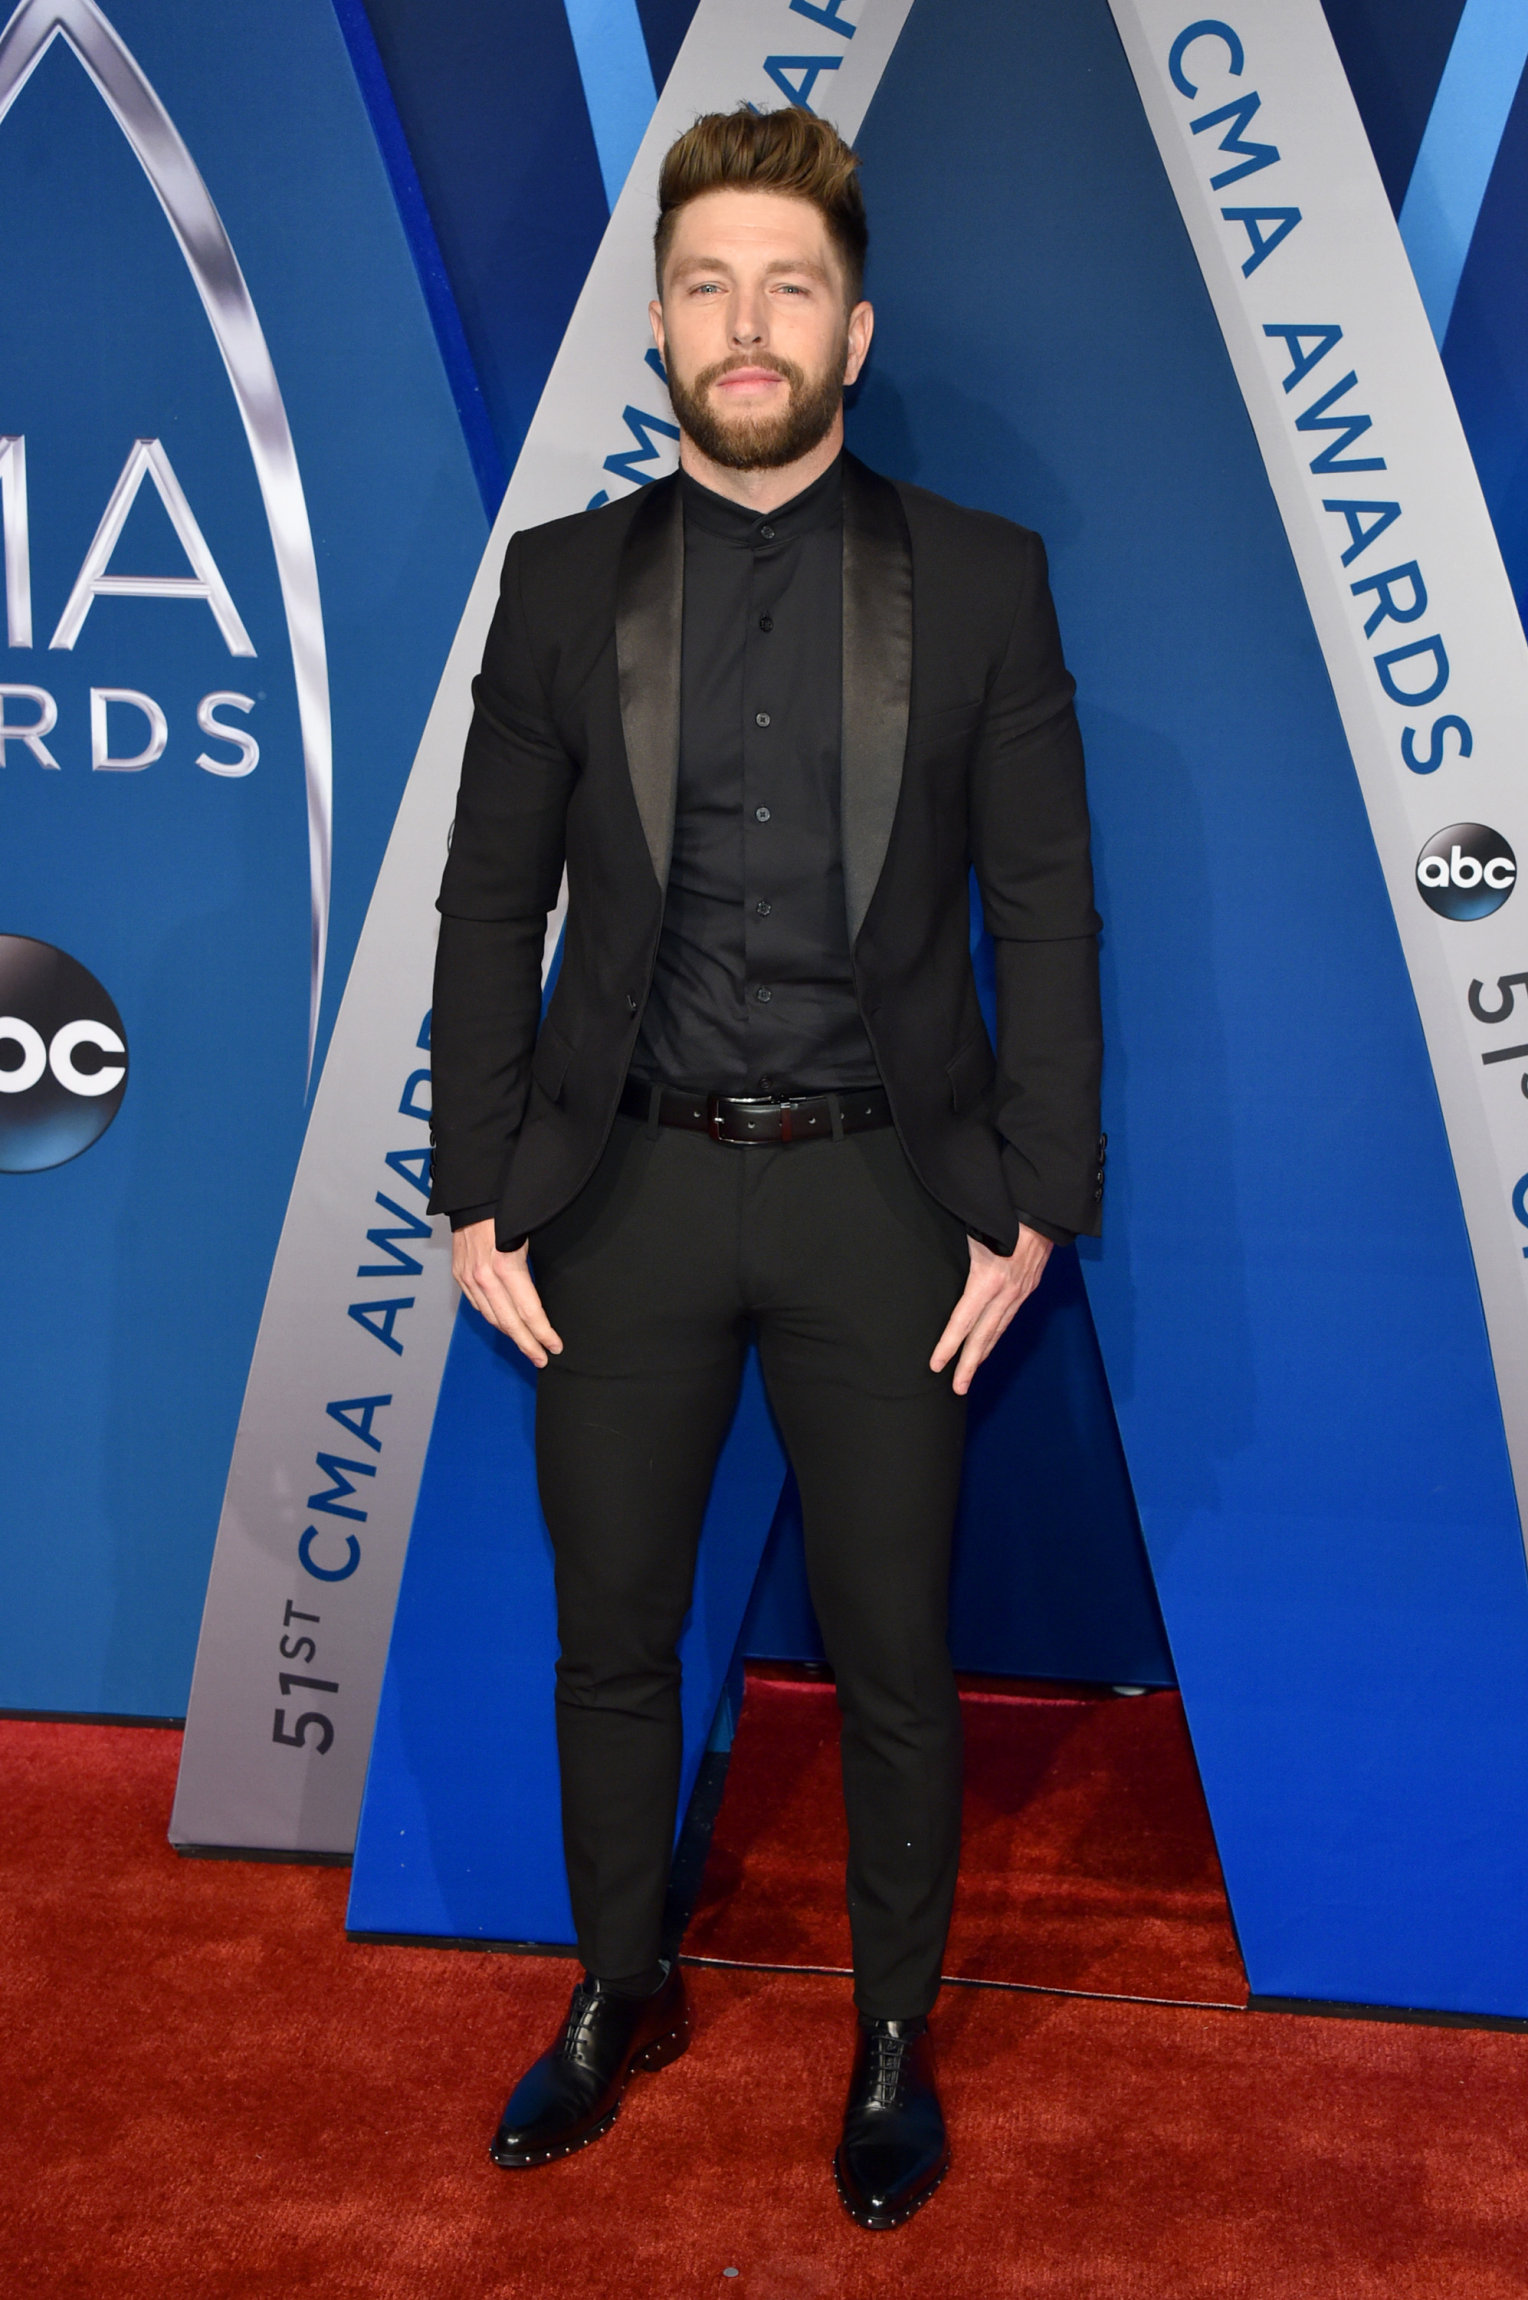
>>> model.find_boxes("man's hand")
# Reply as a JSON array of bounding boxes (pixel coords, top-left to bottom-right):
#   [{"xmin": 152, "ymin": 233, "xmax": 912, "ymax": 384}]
[
  {"xmin": 931, "ymin": 1227, "xmax": 1053, "ymax": 1397},
  {"xmin": 451, "ymin": 1220, "xmax": 564, "ymax": 1370}
]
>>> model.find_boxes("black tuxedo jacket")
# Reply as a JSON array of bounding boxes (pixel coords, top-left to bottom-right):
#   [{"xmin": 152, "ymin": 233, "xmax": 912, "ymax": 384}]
[{"xmin": 430, "ymin": 452, "xmax": 1103, "ymax": 1252}]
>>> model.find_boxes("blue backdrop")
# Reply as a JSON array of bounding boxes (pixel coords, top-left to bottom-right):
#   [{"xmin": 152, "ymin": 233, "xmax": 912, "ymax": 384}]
[
  {"xmin": 0, "ymin": 0, "xmax": 486, "ymax": 1715},
  {"xmin": 349, "ymin": 0, "xmax": 1528, "ymax": 2019},
  {"xmin": 13, "ymin": 0, "xmax": 1528, "ymax": 2023}
]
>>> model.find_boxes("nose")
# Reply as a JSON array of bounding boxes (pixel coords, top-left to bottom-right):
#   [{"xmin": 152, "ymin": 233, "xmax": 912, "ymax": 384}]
[{"xmin": 729, "ymin": 287, "xmax": 766, "ymax": 347}]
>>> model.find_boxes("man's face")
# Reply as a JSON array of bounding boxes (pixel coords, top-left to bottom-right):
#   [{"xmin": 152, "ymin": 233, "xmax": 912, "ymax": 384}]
[{"xmin": 651, "ymin": 189, "xmax": 873, "ymax": 471}]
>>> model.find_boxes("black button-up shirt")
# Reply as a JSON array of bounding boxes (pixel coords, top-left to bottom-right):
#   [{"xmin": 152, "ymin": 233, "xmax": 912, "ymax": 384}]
[{"xmin": 630, "ymin": 453, "xmax": 881, "ymax": 1096}]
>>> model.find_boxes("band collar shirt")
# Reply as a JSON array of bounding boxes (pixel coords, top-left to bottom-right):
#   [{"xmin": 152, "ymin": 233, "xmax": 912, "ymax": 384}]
[{"xmin": 630, "ymin": 453, "xmax": 882, "ymax": 1098}]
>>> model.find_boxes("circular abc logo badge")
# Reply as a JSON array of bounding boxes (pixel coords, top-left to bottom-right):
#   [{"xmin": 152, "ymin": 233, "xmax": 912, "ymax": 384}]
[
  {"xmin": 0, "ymin": 936, "xmax": 128, "ymax": 1172},
  {"xmin": 1415, "ymin": 824, "xmax": 1517, "ymax": 921}
]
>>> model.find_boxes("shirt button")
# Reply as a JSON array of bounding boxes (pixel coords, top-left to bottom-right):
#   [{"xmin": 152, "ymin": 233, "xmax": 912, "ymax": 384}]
[
  {"xmin": 755, "ymin": 985, "xmax": 772, "ymax": 1003},
  {"xmin": 759, "ymin": 524, "xmax": 775, "ymax": 540},
  {"xmin": 758, "ymin": 615, "xmax": 773, "ymax": 632},
  {"xmin": 755, "ymin": 899, "xmax": 772, "ymax": 915},
  {"xmin": 755, "ymin": 711, "xmax": 771, "ymax": 728},
  {"xmin": 755, "ymin": 805, "xmax": 771, "ymax": 823}
]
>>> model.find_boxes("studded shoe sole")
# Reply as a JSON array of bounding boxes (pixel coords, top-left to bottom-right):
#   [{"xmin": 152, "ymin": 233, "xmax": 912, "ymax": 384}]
[
  {"xmin": 489, "ymin": 2013, "xmax": 690, "ymax": 2170},
  {"xmin": 832, "ymin": 2146, "xmax": 950, "ymax": 2231}
]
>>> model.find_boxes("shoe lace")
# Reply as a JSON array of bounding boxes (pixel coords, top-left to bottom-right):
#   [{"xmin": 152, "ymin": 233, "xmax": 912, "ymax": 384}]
[
  {"xmin": 558, "ymin": 1982, "xmax": 600, "ymax": 2057},
  {"xmin": 866, "ymin": 2029, "xmax": 909, "ymax": 2109}
]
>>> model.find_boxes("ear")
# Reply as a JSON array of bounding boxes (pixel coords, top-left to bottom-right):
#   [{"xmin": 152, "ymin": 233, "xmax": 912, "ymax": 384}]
[
  {"xmin": 649, "ymin": 298, "xmax": 666, "ymax": 360},
  {"xmin": 844, "ymin": 299, "xmax": 874, "ymax": 387}
]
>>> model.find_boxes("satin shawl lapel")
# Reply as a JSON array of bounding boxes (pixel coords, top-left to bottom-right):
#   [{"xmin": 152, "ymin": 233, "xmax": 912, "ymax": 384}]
[
  {"xmin": 841, "ymin": 454, "xmax": 913, "ymax": 947},
  {"xmin": 615, "ymin": 474, "xmax": 683, "ymax": 890}
]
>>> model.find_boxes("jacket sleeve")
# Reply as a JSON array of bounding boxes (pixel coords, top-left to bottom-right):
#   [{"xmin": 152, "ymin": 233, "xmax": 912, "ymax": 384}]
[
  {"xmin": 428, "ymin": 531, "xmax": 577, "ymax": 1218},
  {"xmin": 969, "ymin": 531, "xmax": 1104, "ymax": 1240}
]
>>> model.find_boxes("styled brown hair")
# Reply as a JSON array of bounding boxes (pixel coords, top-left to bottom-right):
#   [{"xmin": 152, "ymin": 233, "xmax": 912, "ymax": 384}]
[{"xmin": 654, "ymin": 107, "xmax": 868, "ymax": 303}]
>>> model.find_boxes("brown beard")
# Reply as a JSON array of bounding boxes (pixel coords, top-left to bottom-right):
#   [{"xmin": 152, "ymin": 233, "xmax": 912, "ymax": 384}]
[{"xmin": 665, "ymin": 344, "xmax": 846, "ymax": 471}]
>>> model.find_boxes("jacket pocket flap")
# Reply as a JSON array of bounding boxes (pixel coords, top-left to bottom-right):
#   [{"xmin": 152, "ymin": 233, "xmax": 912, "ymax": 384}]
[{"xmin": 946, "ymin": 1030, "xmax": 996, "ymax": 1114}]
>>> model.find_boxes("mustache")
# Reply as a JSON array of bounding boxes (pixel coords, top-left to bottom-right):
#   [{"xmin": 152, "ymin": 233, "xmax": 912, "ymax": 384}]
[{"xmin": 692, "ymin": 352, "xmax": 807, "ymax": 393}]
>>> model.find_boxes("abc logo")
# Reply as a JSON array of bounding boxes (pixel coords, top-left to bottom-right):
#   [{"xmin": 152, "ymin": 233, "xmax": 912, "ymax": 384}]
[
  {"xmin": 1415, "ymin": 824, "xmax": 1517, "ymax": 921},
  {"xmin": 0, "ymin": 936, "xmax": 128, "ymax": 1173}
]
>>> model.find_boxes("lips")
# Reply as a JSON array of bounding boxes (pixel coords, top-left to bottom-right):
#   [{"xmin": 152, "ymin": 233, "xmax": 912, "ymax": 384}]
[{"xmin": 715, "ymin": 368, "xmax": 787, "ymax": 389}]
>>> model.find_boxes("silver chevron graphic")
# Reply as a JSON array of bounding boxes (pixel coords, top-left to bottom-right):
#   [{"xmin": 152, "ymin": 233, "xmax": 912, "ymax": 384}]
[{"xmin": 0, "ymin": 0, "xmax": 333, "ymax": 1078}]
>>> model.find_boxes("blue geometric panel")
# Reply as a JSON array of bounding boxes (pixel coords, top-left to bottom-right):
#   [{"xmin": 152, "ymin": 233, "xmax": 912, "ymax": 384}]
[
  {"xmin": 1319, "ymin": 0, "xmax": 1467, "ymax": 212},
  {"xmin": 846, "ymin": 0, "xmax": 1528, "ymax": 2016},
  {"xmin": 356, "ymin": 0, "xmax": 615, "ymax": 492},
  {"xmin": 1440, "ymin": 60, "xmax": 1528, "ymax": 636}
]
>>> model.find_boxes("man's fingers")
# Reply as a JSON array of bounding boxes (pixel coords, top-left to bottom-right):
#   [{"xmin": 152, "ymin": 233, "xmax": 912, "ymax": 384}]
[
  {"xmin": 951, "ymin": 1304, "xmax": 1002, "ymax": 1394},
  {"xmin": 951, "ymin": 1297, "xmax": 1018, "ymax": 1395},
  {"xmin": 471, "ymin": 1284, "xmax": 547, "ymax": 1367},
  {"xmin": 943, "ymin": 1272, "xmax": 1044, "ymax": 1391},
  {"xmin": 503, "ymin": 1269, "xmax": 563, "ymax": 1356},
  {"xmin": 492, "ymin": 1305, "xmax": 550, "ymax": 1369},
  {"xmin": 934, "ymin": 1227, "xmax": 1057, "ymax": 1387},
  {"xmin": 930, "ymin": 1290, "xmax": 982, "ymax": 1372},
  {"xmin": 465, "ymin": 1265, "xmax": 554, "ymax": 1368},
  {"xmin": 501, "ymin": 1317, "xmax": 550, "ymax": 1370},
  {"xmin": 931, "ymin": 1269, "xmax": 1008, "ymax": 1371},
  {"xmin": 452, "ymin": 1231, "xmax": 564, "ymax": 1364}
]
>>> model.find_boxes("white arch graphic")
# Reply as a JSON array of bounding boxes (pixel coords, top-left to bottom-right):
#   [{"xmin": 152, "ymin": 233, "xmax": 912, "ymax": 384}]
[{"xmin": 0, "ymin": 0, "xmax": 333, "ymax": 1079}]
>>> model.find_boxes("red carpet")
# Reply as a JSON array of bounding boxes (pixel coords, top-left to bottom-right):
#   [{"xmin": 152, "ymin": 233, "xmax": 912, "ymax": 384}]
[
  {"xmin": 5, "ymin": 1718, "xmax": 1528, "ymax": 2297},
  {"xmin": 688, "ymin": 1667, "xmax": 1248, "ymax": 2005}
]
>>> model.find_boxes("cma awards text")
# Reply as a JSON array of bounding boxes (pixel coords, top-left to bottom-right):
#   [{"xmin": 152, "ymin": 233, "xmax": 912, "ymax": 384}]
[
  {"xmin": 0, "ymin": 683, "xmax": 258, "ymax": 775},
  {"xmin": 0, "ymin": 431, "xmax": 260, "ymax": 775}
]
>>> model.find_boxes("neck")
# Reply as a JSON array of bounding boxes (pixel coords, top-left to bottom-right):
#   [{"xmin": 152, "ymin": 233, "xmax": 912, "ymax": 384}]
[{"xmin": 676, "ymin": 414, "xmax": 844, "ymax": 512}]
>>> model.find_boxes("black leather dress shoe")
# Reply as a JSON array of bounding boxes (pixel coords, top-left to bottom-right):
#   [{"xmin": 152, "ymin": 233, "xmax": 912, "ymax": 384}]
[
  {"xmin": 489, "ymin": 1963, "xmax": 689, "ymax": 2168},
  {"xmin": 833, "ymin": 2015, "xmax": 949, "ymax": 2231}
]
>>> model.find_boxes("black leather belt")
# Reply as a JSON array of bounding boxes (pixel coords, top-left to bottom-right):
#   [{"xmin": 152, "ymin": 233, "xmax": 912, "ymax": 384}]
[{"xmin": 618, "ymin": 1078, "xmax": 892, "ymax": 1146}]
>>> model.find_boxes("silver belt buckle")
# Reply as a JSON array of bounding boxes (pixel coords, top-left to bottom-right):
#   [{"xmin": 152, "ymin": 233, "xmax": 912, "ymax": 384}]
[
  {"xmin": 705, "ymin": 1092, "xmax": 726, "ymax": 1142},
  {"xmin": 706, "ymin": 1092, "xmax": 782, "ymax": 1146}
]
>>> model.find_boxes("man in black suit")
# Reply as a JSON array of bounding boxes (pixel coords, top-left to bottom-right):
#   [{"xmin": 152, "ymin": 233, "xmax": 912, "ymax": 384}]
[{"xmin": 429, "ymin": 105, "xmax": 1102, "ymax": 2230}]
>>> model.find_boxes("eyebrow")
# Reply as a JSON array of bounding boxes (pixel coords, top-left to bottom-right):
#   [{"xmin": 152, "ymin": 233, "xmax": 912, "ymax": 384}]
[{"xmin": 670, "ymin": 253, "xmax": 832, "ymax": 283}]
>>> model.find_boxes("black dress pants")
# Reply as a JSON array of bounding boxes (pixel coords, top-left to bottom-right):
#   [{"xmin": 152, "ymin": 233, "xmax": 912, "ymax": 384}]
[{"xmin": 531, "ymin": 1113, "xmax": 970, "ymax": 2020}]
